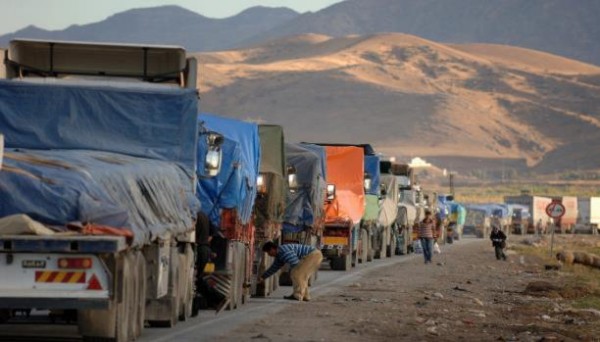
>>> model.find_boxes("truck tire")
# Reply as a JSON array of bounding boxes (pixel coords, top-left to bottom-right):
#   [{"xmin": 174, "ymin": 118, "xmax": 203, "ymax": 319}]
[
  {"xmin": 147, "ymin": 247, "xmax": 180, "ymax": 328},
  {"xmin": 133, "ymin": 252, "xmax": 147, "ymax": 339},
  {"xmin": 330, "ymin": 254, "xmax": 351, "ymax": 271},
  {"xmin": 387, "ymin": 235, "xmax": 396, "ymax": 257},
  {"xmin": 359, "ymin": 229, "xmax": 369, "ymax": 264},
  {"xmin": 279, "ymin": 270, "xmax": 292, "ymax": 286},
  {"xmin": 178, "ymin": 244, "xmax": 194, "ymax": 321},
  {"xmin": 80, "ymin": 252, "xmax": 133, "ymax": 342},
  {"xmin": 0, "ymin": 309, "xmax": 10, "ymax": 324}
]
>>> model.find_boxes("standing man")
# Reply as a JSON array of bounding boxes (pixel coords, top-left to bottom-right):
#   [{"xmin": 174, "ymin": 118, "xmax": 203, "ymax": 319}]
[
  {"xmin": 418, "ymin": 210, "xmax": 435, "ymax": 264},
  {"xmin": 259, "ymin": 242, "xmax": 322, "ymax": 302},
  {"xmin": 490, "ymin": 225, "xmax": 507, "ymax": 261}
]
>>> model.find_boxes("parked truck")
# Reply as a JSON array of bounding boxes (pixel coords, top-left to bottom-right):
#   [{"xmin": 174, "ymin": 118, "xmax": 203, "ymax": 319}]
[
  {"xmin": 279, "ymin": 142, "xmax": 326, "ymax": 285},
  {"xmin": 196, "ymin": 114, "xmax": 260, "ymax": 310},
  {"xmin": 0, "ymin": 39, "xmax": 223, "ymax": 340},
  {"xmin": 376, "ymin": 168, "xmax": 400, "ymax": 258},
  {"xmin": 252, "ymin": 125, "xmax": 286, "ymax": 297},
  {"xmin": 318, "ymin": 145, "xmax": 365, "ymax": 270},
  {"xmin": 464, "ymin": 205, "xmax": 492, "ymax": 238},
  {"xmin": 575, "ymin": 197, "xmax": 600, "ymax": 234},
  {"xmin": 552, "ymin": 196, "xmax": 578, "ymax": 233},
  {"xmin": 507, "ymin": 204, "xmax": 531, "ymax": 234},
  {"xmin": 505, "ymin": 194, "xmax": 553, "ymax": 234},
  {"xmin": 384, "ymin": 162, "xmax": 418, "ymax": 255}
]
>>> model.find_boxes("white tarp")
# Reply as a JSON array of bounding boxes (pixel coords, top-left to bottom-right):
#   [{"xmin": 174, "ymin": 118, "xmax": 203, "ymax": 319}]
[
  {"xmin": 378, "ymin": 175, "xmax": 399, "ymax": 226},
  {"xmin": 0, "ymin": 214, "xmax": 55, "ymax": 236}
]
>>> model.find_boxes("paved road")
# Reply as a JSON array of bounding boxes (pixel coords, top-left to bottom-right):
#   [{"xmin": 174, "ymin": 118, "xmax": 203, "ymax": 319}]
[
  {"xmin": 0, "ymin": 238, "xmax": 479, "ymax": 341},
  {"xmin": 140, "ymin": 250, "xmax": 422, "ymax": 342}
]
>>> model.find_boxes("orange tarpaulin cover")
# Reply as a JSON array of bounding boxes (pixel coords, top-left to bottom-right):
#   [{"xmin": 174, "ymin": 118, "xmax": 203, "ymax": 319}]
[{"xmin": 324, "ymin": 146, "xmax": 365, "ymax": 225}]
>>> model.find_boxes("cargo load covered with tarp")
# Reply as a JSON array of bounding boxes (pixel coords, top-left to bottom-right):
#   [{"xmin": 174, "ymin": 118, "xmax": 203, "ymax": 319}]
[
  {"xmin": 0, "ymin": 80, "xmax": 200, "ymax": 246},
  {"xmin": 323, "ymin": 146, "xmax": 365, "ymax": 225},
  {"xmin": 254, "ymin": 125, "xmax": 285, "ymax": 240},
  {"xmin": 379, "ymin": 174, "xmax": 399, "ymax": 227},
  {"xmin": 196, "ymin": 114, "xmax": 260, "ymax": 229},
  {"xmin": 301, "ymin": 143, "xmax": 327, "ymax": 184},
  {"xmin": 282, "ymin": 143, "xmax": 326, "ymax": 233},
  {"xmin": 0, "ymin": 80, "xmax": 198, "ymax": 173}
]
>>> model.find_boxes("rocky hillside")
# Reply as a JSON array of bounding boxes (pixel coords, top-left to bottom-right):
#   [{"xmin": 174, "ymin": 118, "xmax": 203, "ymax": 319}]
[
  {"xmin": 245, "ymin": 0, "xmax": 600, "ymax": 66},
  {"xmin": 196, "ymin": 33, "xmax": 600, "ymax": 174}
]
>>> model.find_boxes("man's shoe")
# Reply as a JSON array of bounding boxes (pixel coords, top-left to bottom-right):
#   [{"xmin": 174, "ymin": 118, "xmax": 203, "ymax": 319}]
[{"xmin": 283, "ymin": 295, "xmax": 299, "ymax": 301}]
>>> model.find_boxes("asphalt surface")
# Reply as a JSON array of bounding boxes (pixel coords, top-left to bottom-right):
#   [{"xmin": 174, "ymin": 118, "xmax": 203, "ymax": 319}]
[{"xmin": 0, "ymin": 238, "xmax": 479, "ymax": 341}]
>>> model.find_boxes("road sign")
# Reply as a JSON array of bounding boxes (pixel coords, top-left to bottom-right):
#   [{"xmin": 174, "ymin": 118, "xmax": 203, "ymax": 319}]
[{"xmin": 545, "ymin": 201, "xmax": 566, "ymax": 219}]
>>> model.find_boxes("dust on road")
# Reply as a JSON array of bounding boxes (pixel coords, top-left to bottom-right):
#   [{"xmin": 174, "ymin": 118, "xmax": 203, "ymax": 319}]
[{"xmin": 217, "ymin": 236, "xmax": 600, "ymax": 342}]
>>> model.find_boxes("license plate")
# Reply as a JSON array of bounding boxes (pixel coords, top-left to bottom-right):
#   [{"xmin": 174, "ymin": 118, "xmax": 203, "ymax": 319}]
[{"xmin": 22, "ymin": 260, "xmax": 46, "ymax": 268}]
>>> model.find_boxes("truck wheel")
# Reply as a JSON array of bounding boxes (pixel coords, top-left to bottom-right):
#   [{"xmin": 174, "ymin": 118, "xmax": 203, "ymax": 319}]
[
  {"xmin": 178, "ymin": 244, "xmax": 194, "ymax": 321},
  {"xmin": 80, "ymin": 252, "xmax": 133, "ymax": 342},
  {"xmin": 147, "ymin": 249, "xmax": 180, "ymax": 328},
  {"xmin": 359, "ymin": 229, "xmax": 369, "ymax": 264},
  {"xmin": 0, "ymin": 309, "xmax": 10, "ymax": 324},
  {"xmin": 133, "ymin": 252, "xmax": 147, "ymax": 339},
  {"xmin": 367, "ymin": 244, "xmax": 374, "ymax": 262},
  {"xmin": 330, "ymin": 255, "xmax": 351, "ymax": 271},
  {"xmin": 279, "ymin": 271, "xmax": 292, "ymax": 286}
]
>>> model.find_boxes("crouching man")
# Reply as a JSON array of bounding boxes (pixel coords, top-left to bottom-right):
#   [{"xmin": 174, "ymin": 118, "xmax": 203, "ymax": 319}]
[{"xmin": 259, "ymin": 242, "xmax": 323, "ymax": 302}]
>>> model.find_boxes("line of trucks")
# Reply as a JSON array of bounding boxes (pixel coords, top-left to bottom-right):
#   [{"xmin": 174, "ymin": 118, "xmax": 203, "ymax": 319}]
[
  {"xmin": 0, "ymin": 39, "xmax": 436, "ymax": 341},
  {"xmin": 463, "ymin": 191, "xmax": 599, "ymax": 237}
]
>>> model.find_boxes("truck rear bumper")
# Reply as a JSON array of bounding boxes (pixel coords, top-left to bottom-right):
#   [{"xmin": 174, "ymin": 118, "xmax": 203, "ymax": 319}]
[{"xmin": 0, "ymin": 297, "xmax": 109, "ymax": 310}]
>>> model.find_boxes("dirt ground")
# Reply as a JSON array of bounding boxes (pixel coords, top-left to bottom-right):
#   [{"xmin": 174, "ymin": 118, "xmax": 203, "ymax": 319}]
[{"xmin": 217, "ymin": 235, "xmax": 600, "ymax": 342}]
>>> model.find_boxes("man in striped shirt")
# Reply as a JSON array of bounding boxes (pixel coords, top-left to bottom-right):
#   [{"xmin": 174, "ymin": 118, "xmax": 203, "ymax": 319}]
[{"xmin": 259, "ymin": 242, "xmax": 323, "ymax": 301}]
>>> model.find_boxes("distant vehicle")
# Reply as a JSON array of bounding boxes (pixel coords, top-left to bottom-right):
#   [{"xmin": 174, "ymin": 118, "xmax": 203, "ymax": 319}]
[
  {"xmin": 574, "ymin": 197, "xmax": 600, "ymax": 234},
  {"xmin": 505, "ymin": 194, "xmax": 553, "ymax": 234},
  {"xmin": 464, "ymin": 205, "xmax": 492, "ymax": 238}
]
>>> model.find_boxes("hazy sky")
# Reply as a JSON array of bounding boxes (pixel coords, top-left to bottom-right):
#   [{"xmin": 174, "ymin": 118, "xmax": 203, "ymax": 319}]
[{"xmin": 0, "ymin": 0, "xmax": 343, "ymax": 35}]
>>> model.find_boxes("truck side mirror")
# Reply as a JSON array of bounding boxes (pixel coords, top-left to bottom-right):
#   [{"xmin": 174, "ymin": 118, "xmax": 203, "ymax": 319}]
[
  {"xmin": 257, "ymin": 173, "xmax": 267, "ymax": 194},
  {"xmin": 287, "ymin": 166, "xmax": 298, "ymax": 193},
  {"xmin": 200, "ymin": 131, "xmax": 223, "ymax": 178},
  {"xmin": 326, "ymin": 184, "xmax": 336, "ymax": 201},
  {"xmin": 363, "ymin": 173, "xmax": 372, "ymax": 192}
]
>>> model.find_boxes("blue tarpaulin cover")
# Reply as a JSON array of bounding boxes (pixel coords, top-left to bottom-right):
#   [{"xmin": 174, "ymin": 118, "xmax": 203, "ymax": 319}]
[
  {"xmin": 196, "ymin": 114, "xmax": 260, "ymax": 228},
  {"xmin": 364, "ymin": 155, "xmax": 381, "ymax": 196},
  {"xmin": 0, "ymin": 149, "xmax": 198, "ymax": 246},
  {"xmin": 282, "ymin": 143, "xmax": 326, "ymax": 233},
  {"xmin": 0, "ymin": 80, "xmax": 200, "ymax": 246},
  {"xmin": 0, "ymin": 80, "xmax": 199, "ymax": 173},
  {"xmin": 300, "ymin": 143, "xmax": 327, "ymax": 184}
]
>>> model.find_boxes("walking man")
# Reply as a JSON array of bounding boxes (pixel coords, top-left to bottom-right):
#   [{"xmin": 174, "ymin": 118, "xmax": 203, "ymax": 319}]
[
  {"xmin": 490, "ymin": 225, "xmax": 507, "ymax": 260},
  {"xmin": 418, "ymin": 210, "xmax": 436, "ymax": 264},
  {"xmin": 259, "ymin": 242, "xmax": 322, "ymax": 301}
]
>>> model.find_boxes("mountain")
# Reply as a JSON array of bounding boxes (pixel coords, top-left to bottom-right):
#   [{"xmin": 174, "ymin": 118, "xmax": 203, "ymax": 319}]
[
  {"xmin": 195, "ymin": 33, "xmax": 600, "ymax": 175},
  {"xmin": 0, "ymin": 5, "xmax": 299, "ymax": 52},
  {"xmin": 243, "ymin": 0, "xmax": 600, "ymax": 66}
]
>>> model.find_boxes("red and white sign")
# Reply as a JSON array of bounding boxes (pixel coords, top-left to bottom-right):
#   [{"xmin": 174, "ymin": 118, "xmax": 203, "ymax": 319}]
[{"xmin": 545, "ymin": 201, "xmax": 566, "ymax": 219}]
